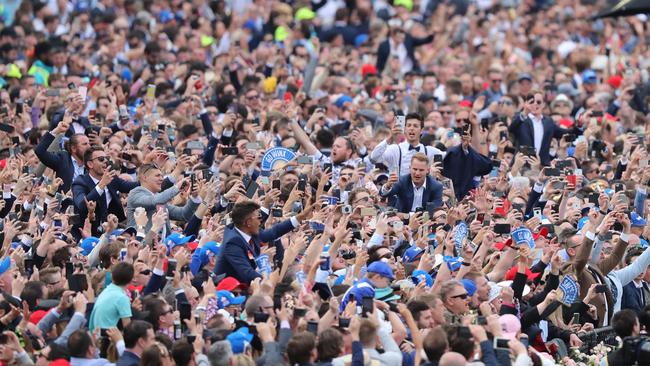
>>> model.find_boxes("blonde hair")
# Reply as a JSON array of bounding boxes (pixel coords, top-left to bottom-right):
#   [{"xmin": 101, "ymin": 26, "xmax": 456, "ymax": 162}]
[{"xmin": 231, "ymin": 354, "xmax": 255, "ymax": 366}]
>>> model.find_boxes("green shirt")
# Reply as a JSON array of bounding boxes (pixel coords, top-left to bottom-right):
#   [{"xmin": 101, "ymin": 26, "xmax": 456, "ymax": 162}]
[{"xmin": 89, "ymin": 283, "xmax": 132, "ymax": 331}]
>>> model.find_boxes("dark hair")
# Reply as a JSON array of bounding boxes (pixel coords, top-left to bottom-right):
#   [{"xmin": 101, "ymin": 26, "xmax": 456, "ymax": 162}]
[
  {"xmin": 423, "ymin": 327, "xmax": 448, "ymax": 362},
  {"xmin": 69, "ymin": 134, "xmax": 87, "ymax": 149},
  {"xmin": 405, "ymin": 112, "xmax": 424, "ymax": 128},
  {"xmin": 140, "ymin": 345, "xmax": 165, "ymax": 366},
  {"xmin": 83, "ymin": 146, "xmax": 105, "ymax": 165},
  {"xmin": 316, "ymin": 129, "xmax": 335, "ymax": 148},
  {"xmin": 625, "ymin": 247, "xmax": 644, "ymax": 266},
  {"xmin": 111, "ymin": 262, "xmax": 135, "ymax": 286},
  {"xmin": 231, "ymin": 200, "xmax": 261, "ymax": 228},
  {"xmin": 317, "ymin": 329, "xmax": 343, "ymax": 361},
  {"xmin": 612, "ymin": 309, "xmax": 638, "ymax": 338},
  {"xmin": 639, "ymin": 305, "xmax": 650, "ymax": 332},
  {"xmin": 407, "ymin": 300, "xmax": 431, "ymax": 323},
  {"xmin": 171, "ymin": 340, "xmax": 194, "ymax": 366},
  {"xmin": 445, "ymin": 325, "xmax": 474, "ymax": 360},
  {"xmin": 287, "ymin": 332, "xmax": 316, "ymax": 365},
  {"xmin": 68, "ymin": 330, "xmax": 93, "ymax": 358},
  {"xmin": 144, "ymin": 297, "xmax": 171, "ymax": 331},
  {"xmin": 124, "ymin": 320, "xmax": 153, "ymax": 348},
  {"xmin": 21, "ymin": 281, "xmax": 45, "ymax": 311}
]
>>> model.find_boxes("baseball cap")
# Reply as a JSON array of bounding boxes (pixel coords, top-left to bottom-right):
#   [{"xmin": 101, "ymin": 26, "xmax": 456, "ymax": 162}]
[
  {"xmin": 374, "ymin": 287, "xmax": 401, "ymax": 302},
  {"xmin": 165, "ymin": 232, "xmax": 195, "ymax": 248},
  {"xmin": 631, "ymin": 212, "xmax": 647, "ymax": 227},
  {"xmin": 111, "ymin": 227, "xmax": 137, "ymax": 237},
  {"xmin": 551, "ymin": 93, "xmax": 574, "ymax": 111},
  {"xmin": 49, "ymin": 360, "xmax": 71, "ymax": 366},
  {"xmin": 582, "ymin": 69, "xmax": 598, "ymax": 85},
  {"xmin": 607, "ymin": 75, "xmax": 623, "ymax": 89},
  {"xmin": 367, "ymin": 261, "xmax": 395, "ymax": 280},
  {"xmin": 216, "ymin": 277, "xmax": 244, "ymax": 292},
  {"xmin": 487, "ymin": 282, "xmax": 501, "ymax": 302},
  {"xmin": 361, "ymin": 63, "xmax": 377, "ymax": 78},
  {"xmin": 504, "ymin": 266, "xmax": 541, "ymax": 282},
  {"xmin": 411, "ymin": 270, "xmax": 433, "ymax": 288},
  {"xmin": 0, "ymin": 257, "xmax": 12, "ymax": 276},
  {"xmin": 498, "ymin": 280, "xmax": 531, "ymax": 297},
  {"xmin": 460, "ymin": 279, "xmax": 477, "ymax": 296},
  {"xmin": 533, "ymin": 227, "xmax": 549, "ymax": 240},
  {"xmin": 295, "ymin": 7, "xmax": 316, "ymax": 22},
  {"xmin": 402, "ymin": 246, "xmax": 424, "ymax": 263},
  {"xmin": 499, "ymin": 314, "xmax": 521, "ymax": 339},
  {"xmin": 226, "ymin": 327, "xmax": 253, "ymax": 354},
  {"xmin": 518, "ymin": 72, "xmax": 532, "ymax": 82},
  {"xmin": 335, "ymin": 95, "xmax": 353, "ymax": 108},
  {"xmin": 394, "ymin": 0, "xmax": 413, "ymax": 11},
  {"xmin": 200, "ymin": 242, "xmax": 221, "ymax": 264},
  {"xmin": 80, "ymin": 237, "xmax": 100, "ymax": 256},
  {"xmin": 216, "ymin": 290, "xmax": 246, "ymax": 309}
]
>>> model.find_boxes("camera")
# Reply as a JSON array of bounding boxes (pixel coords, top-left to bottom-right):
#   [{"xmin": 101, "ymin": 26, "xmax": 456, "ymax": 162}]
[
  {"xmin": 620, "ymin": 336, "xmax": 650, "ymax": 366},
  {"xmin": 341, "ymin": 205, "xmax": 352, "ymax": 214}
]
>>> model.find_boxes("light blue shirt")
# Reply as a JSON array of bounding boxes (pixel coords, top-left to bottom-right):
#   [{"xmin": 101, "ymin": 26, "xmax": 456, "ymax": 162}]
[{"xmin": 88, "ymin": 283, "xmax": 132, "ymax": 331}]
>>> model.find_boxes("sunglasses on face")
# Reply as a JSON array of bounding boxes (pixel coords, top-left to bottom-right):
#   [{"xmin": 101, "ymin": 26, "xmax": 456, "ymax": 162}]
[
  {"xmin": 92, "ymin": 156, "xmax": 108, "ymax": 162},
  {"xmin": 451, "ymin": 293, "xmax": 468, "ymax": 299},
  {"xmin": 139, "ymin": 270, "xmax": 152, "ymax": 275},
  {"xmin": 500, "ymin": 100, "xmax": 513, "ymax": 106}
]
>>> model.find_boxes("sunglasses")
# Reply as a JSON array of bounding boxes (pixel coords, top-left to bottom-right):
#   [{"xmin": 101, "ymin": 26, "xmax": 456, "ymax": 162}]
[
  {"xmin": 440, "ymin": 110, "xmax": 453, "ymax": 115},
  {"xmin": 491, "ymin": 79, "xmax": 503, "ymax": 83},
  {"xmin": 500, "ymin": 100, "xmax": 513, "ymax": 106},
  {"xmin": 451, "ymin": 293, "xmax": 469, "ymax": 299},
  {"xmin": 139, "ymin": 270, "xmax": 152, "ymax": 275},
  {"xmin": 92, "ymin": 156, "xmax": 108, "ymax": 162}
]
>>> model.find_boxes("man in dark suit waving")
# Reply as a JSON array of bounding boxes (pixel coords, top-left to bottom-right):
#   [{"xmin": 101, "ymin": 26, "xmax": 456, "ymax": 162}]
[
  {"xmin": 508, "ymin": 90, "xmax": 579, "ymax": 166},
  {"xmin": 380, "ymin": 153, "xmax": 443, "ymax": 213},
  {"xmin": 216, "ymin": 200, "xmax": 316, "ymax": 284},
  {"xmin": 72, "ymin": 146, "xmax": 139, "ymax": 239}
]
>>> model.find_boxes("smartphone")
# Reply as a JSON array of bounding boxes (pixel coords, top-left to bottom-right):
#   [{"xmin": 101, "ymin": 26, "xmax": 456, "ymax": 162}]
[
  {"xmin": 494, "ymin": 337, "xmax": 510, "ymax": 350},
  {"xmin": 433, "ymin": 155, "xmax": 443, "ymax": 163},
  {"xmin": 545, "ymin": 167, "xmax": 560, "ymax": 177},
  {"xmin": 297, "ymin": 179, "xmax": 306, "ymax": 191},
  {"xmin": 563, "ymin": 134, "xmax": 576, "ymax": 143},
  {"xmin": 476, "ymin": 316, "xmax": 487, "ymax": 325},
  {"xmin": 272, "ymin": 180, "xmax": 281, "ymax": 190},
  {"xmin": 362, "ymin": 296, "xmax": 374, "ymax": 317},
  {"xmin": 520, "ymin": 146, "xmax": 536, "ymax": 156},
  {"xmin": 552, "ymin": 181, "xmax": 566, "ymax": 190},
  {"xmin": 323, "ymin": 163, "xmax": 333, "ymax": 172},
  {"xmin": 246, "ymin": 142, "xmax": 260, "ymax": 150},
  {"xmin": 595, "ymin": 284, "xmax": 607, "ymax": 293},
  {"xmin": 46, "ymin": 89, "xmax": 60, "ymax": 97},
  {"xmin": 396, "ymin": 114, "xmax": 406, "ymax": 130},
  {"xmin": 179, "ymin": 302, "xmax": 192, "ymax": 322},
  {"xmin": 271, "ymin": 207, "xmax": 283, "ymax": 217},
  {"xmin": 360, "ymin": 207, "xmax": 377, "ymax": 216},
  {"xmin": 592, "ymin": 111, "xmax": 603, "ymax": 117},
  {"xmin": 186, "ymin": 141, "xmax": 204, "ymax": 150},
  {"xmin": 306, "ymin": 321, "xmax": 319, "ymax": 335},
  {"xmin": 494, "ymin": 223, "xmax": 511, "ymax": 234},
  {"xmin": 253, "ymin": 312, "xmax": 270, "ymax": 323},
  {"xmin": 293, "ymin": 308, "xmax": 307, "ymax": 317},
  {"xmin": 476, "ymin": 212, "xmax": 485, "ymax": 223},
  {"xmin": 65, "ymin": 262, "xmax": 74, "ymax": 279},
  {"xmin": 69, "ymin": 274, "xmax": 88, "ymax": 292},
  {"xmin": 533, "ymin": 207, "xmax": 542, "ymax": 218},
  {"xmin": 166, "ymin": 259, "xmax": 177, "ymax": 278},
  {"xmin": 297, "ymin": 155, "xmax": 313, "ymax": 164},
  {"xmin": 100, "ymin": 329, "xmax": 109, "ymax": 338},
  {"xmin": 222, "ymin": 147, "xmax": 239, "ymax": 155},
  {"xmin": 572, "ymin": 313, "xmax": 580, "ymax": 325},
  {"xmin": 338, "ymin": 317, "xmax": 351, "ymax": 328},
  {"xmin": 146, "ymin": 84, "xmax": 156, "ymax": 99},
  {"xmin": 0, "ymin": 123, "xmax": 15, "ymax": 133},
  {"xmin": 245, "ymin": 181, "xmax": 260, "ymax": 199}
]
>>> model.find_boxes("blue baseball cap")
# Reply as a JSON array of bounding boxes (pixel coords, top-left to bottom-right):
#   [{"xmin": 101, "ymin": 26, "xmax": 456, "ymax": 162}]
[
  {"xmin": 367, "ymin": 261, "xmax": 395, "ymax": 280},
  {"xmin": 216, "ymin": 290, "xmax": 246, "ymax": 309},
  {"xmin": 80, "ymin": 237, "xmax": 100, "ymax": 256},
  {"xmin": 631, "ymin": 212, "xmax": 647, "ymax": 227},
  {"xmin": 227, "ymin": 327, "xmax": 254, "ymax": 354},
  {"xmin": 411, "ymin": 269, "xmax": 433, "ymax": 288},
  {"xmin": 165, "ymin": 233, "xmax": 195, "ymax": 250},
  {"xmin": 461, "ymin": 279, "xmax": 477, "ymax": 296},
  {"xmin": 335, "ymin": 95, "xmax": 353, "ymax": 108},
  {"xmin": 0, "ymin": 257, "xmax": 11, "ymax": 276},
  {"xmin": 402, "ymin": 246, "xmax": 424, "ymax": 263},
  {"xmin": 111, "ymin": 227, "xmax": 137, "ymax": 237},
  {"xmin": 200, "ymin": 241, "xmax": 221, "ymax": 264},
  {"xmin": 582, "ymin": 69, "xmax": 598, "ymax": 85}
]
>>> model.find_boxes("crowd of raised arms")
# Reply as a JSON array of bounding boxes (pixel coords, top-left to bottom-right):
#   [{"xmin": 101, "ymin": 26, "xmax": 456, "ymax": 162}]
[{"xmin": 0, "ymin": 0, "xmax": 648, "ymax": 366}]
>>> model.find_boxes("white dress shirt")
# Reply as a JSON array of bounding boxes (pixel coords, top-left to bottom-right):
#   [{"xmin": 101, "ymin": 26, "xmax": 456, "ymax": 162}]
[
  {"xmin": 72, "ymin": 157, "xmax": 86, "ymax": 181},
  {"xmin": 410, "ymin": 179, "xmax": 427, "ymax": 213},
  {"xmin": 389, "ymin": 39, "xmax": 413, "ymax": 74},
  {"xmin": 90, "ymin": 175, "xmax": 111, "ymax": 207},
  {"xmin": 528, "ymin": 113, "xmax": 544, "ymax": 155},
  {"xmin": 369, "ymin": 140, "xmax": 443, "ymax": 175}
]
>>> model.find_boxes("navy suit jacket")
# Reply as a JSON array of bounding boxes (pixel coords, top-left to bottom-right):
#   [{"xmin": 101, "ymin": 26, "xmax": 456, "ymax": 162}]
[
  {"xmin": 215, "ymin": 220, "xmax": 295, "ymax": 284},
  {"xmin": 71, "ymin": 173, "xmax": 139, "ymax": 237},
  {"xmin": 376, "ymin": 33, "xmax": 434, "ymax": 73},
  {"xmin": 35, "ymin": 132, "xmax": 77, "ymax": 192},
  {"xmin": 116, "ymin": 350, "xmax": 140, "ymax": 366},
  {"xmin": 381, "ymin": 174, "xmax": 443, "ymax": 213},
  {"xmin": 621, "ymin": 281, "xmax": 650, "ymax": 314},
  {"xmin": 442, "ymin": 145, "xmax": 492, "ymax": 201},
  {"xmin": 508, "ymin": 113, "xmax": 577, "ymax": 166}
]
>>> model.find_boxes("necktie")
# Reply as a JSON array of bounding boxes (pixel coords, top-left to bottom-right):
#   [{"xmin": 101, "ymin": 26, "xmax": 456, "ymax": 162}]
[{"xmin": 409, "ymin": 145, "xmax": 420, "ymax": 151}]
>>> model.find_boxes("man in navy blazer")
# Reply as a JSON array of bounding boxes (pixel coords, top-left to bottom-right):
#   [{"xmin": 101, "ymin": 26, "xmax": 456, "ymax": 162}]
[
  {"xmin": 215, "ymin": 200, "xmax": 315, "ymax": 284},
  {"xmin": 508, "ymin": 91, "xmax": 579, "ymax": 166},
  {"xmin": 376, "ymin": 20, "xmax": 434, "ymax": 74},
  {"xmin": 35, "ymin": 115, "xmax": 91, "ymax": 193},
  {"xmin": 72, "ymin": 147, "xmax": 139, "ymax": 239},
  {"xmin": 380, "ymin": 153, "xmax": 443, "ymax": 213}
]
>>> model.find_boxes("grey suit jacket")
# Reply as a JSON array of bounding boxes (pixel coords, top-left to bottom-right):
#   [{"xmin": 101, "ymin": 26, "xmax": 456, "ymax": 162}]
[{"xmin": 126, "ymin": 186, "xmax": 199, "ymax": 232}]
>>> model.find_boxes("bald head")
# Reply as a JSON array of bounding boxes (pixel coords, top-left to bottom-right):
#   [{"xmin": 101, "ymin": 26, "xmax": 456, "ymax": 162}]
[{"xmin": 439, "ymin": 352, "xmax": 467, "ymax": 366}]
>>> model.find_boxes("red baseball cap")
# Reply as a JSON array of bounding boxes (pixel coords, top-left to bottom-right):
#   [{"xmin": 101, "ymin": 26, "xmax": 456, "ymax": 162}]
[
  {"xmin": 49, "ymin": 359, "xmax": 71, "ymax": 366},
  {"xmin": 494, "ymin": 238, "xmax": 513, "ymax": 251},
  {"xmin": 533, "ymin": 227, "xmax": 549, "ymax": 240},
  {"xmin": 559, "ymin": 118, "xmax": 574, "ymax": 128},
  {"xmin": 216, "ymin": 277, "xmax": 245, "ymax": 292},
  {"xmin": 505, "ymin": 265, "xmax": 541, "ymax": 281},
  {"xmin": 607, "ymin": 75, "xmax": 622, "ymax": 89},
  {"xmin": 361, "ymin": 64, "xmax": 378, "ymax": 78}
]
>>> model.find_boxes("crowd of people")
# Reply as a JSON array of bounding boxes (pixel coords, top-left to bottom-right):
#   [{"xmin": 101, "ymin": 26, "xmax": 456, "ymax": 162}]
[{"xmin": 0, "ymin": 0, "xmax": 648, "ymax": 365}]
